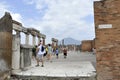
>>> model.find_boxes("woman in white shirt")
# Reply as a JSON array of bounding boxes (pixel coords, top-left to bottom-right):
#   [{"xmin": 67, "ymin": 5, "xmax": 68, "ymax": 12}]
[{"xmin": 47, "ymin": 44, "xmax": 52, "ymax": 62}]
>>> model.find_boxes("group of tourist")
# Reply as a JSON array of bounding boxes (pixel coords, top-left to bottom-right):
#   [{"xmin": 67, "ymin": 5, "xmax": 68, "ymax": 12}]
[{"xmin": 32, "ymin": 40, "xmax": 68, "ymax": 67}]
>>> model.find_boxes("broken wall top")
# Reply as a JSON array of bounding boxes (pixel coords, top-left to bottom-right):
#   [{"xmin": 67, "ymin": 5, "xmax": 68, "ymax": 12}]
[{"xmin": 0, "ymin": 12, "xmax": 12, "ymax": 32}]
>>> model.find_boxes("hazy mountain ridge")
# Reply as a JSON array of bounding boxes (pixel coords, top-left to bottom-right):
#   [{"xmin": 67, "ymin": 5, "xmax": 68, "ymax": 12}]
[{"xmin": 59, "ymin": 37, "xmax": 81, "ymax": 45}]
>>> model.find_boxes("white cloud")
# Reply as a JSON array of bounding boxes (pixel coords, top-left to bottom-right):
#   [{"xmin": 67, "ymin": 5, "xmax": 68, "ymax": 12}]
[
  {"xmin": 0, "ymin": 2, "xmax": 22, "ymax": 23},
  {"xmin": 0, "ymin": 2, "xmax": 9, "ymax": 17},
  {"xmin": 11, "ymin": 13, "xmax": 23, "ymax": 23},
  {"xmin": 22, "ymin": 0, "xmax": 98, "ymax": 44},
  {"xmin": 0, "ymin": 0, "xmax": 99, "ymax": 44}
]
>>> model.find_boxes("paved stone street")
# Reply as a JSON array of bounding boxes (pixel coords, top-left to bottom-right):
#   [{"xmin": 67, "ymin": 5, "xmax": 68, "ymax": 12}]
[{"xmin": 12, "ymin": 51, "xmax": 96, "ymax": 80}]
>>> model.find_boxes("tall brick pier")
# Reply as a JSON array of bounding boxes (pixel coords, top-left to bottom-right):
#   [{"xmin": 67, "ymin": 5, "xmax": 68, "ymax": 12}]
[{"xmin": 94, "ymin": 0, "xmax": 120, "ymax": 80}]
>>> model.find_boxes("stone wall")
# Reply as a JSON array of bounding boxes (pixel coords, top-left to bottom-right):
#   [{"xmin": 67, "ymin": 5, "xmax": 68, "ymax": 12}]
[
  {"xmin": 0, "ymin": 12, "xmax": 46, "ymax": 79},
  {"xmin": 92, "ymin": 38, "xmax": 96, "ymax": 49},
  {"xmin": 20, "ymin": 44, "xmax": 32, "ymax": 69},
  {"xmin": 81, "ymin": 40, "xmax": 93, "ymax": 52},
  {"xmin": 0, "ymin": 12, "xmax": 12, "ymax": 79},
  {"xmin": 94, "ymin": 0, "xmax": 120, "ymax": 80}
]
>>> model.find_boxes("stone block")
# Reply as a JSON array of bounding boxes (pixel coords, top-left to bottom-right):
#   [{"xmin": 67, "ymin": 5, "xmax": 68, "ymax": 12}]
[{"xmin": 81, "ymin": 40, "xmax": 93, "ymax": 52}]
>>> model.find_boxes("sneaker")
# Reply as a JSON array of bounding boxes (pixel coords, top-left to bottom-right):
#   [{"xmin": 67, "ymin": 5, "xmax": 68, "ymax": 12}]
[
  {"xmin": 35, "ymin": 64, "xmax": 39, "ymax": 67},
  {"xmin": 41, "ymin": 65, "xmax": 44, "ymax": 67}
]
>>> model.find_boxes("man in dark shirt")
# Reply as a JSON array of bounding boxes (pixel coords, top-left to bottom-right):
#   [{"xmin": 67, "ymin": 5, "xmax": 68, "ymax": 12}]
[{"xmin": 63, "ymin": 47, "xmax": 67, "ymax": 59}]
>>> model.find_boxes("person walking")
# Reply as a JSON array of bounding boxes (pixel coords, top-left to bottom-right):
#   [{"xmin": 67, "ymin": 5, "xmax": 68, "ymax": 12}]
[
  {"xmin": 92, "ymin": 48, "xmax": 96, "ymax": 55},
  {"xmin": 47, "ymin": 44, "xmax": 53, "ymax": 62},
  {"xmin": 63, "ymin": 47, "xmax": 67, "ymax": 59},
  {"xmin": 36, "ymin": 40, "xmax": 44, "ymax": 67}
]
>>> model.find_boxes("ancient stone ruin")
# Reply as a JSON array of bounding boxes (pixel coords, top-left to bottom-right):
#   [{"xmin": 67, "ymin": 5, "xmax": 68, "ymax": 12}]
[
  {"xmin": 0, "ymin": 12, "xmax": 46, "ymax": 79},
  {"xmin": 0, "ymin": 12, "xmax": 13, "ymax": 80},
  {"xmin": 94, "ymin": 0, "xmax": 120, "ymax": 80}
]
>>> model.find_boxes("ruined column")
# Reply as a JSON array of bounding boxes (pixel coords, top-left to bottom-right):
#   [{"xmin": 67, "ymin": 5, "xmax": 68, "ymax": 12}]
[
  {"xmin": 37, "ymin": 33, "xmax": 41, "ymax": 45},
  {"xmin": 56, "ymin": 40, "xmax": 58, "ymax": 48},
  {"xmin": 38, "ymin": 37, "xmax": 41, "ymax": 44},
  {"xmin": 12, "ymin": 30, "xmax": 21, "ymax": 70},
  {"xmin": 52, "ymin": 40, "xmax": 54, "ymax": 48},
  {"xmin": 40, "ymin": 33, "xmax": 46, "ymax": 46},
  {"xmin": 25, "ymin": 33, "xmax": 29, "ymax": 45},
  {"xmin": 32, "ymin": 35, "xmax": 36, "ymax": 46},
  {"xmin": 62, "ymin": 39, "xmax": 64, "ymax": 48},
  {"xmin": 52, "ymin": 38, "xmax": 58, "ymax": 49},
  {"xmin": 42, "ymin": 37, "xmax": 45, "ymax": 46},
  {"xmin": 27, "ymin": 28, "xmax": 37, "ymax": 46},
  {"xmin": 0, "ymin": 12, "xmax": 12, "ymax": 78}
]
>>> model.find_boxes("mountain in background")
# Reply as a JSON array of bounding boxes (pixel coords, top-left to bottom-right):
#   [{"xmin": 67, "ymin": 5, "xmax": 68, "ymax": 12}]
[{"xmin": 58, "ymin": 37, "xmax": 81, "ymax": 45}]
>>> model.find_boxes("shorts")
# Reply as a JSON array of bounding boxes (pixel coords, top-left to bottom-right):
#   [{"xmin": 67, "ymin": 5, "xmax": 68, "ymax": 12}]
[
  {"xmin": 37, "ymin": 54, "xmax": 43, "ymax": 60},
  {"xmin": 43, "ymin": 52, "xmax": 47, "ymax": 57},
  {"xmin": 64, "ymin": 53, "xmax": 67, "ymax": 56},
  {"xmin": 56, "ymin": 54, "xmax": 58, "ymax": 56}
]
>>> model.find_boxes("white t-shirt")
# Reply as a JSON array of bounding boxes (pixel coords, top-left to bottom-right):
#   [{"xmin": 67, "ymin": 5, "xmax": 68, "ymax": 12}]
[
  {"xmin": 48, "ymin": 46, "xmax": 52, "ymax": 53},
  {"xmin": 37, "ymin": 45, "xmax": 44, "ymax": 55}
]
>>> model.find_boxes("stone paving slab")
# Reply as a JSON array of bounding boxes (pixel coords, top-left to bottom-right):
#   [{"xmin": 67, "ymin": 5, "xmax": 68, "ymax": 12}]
[
  {"xmin": 11, "ymin": 51, "xmax": 96, "ymax": 80},
  {"xmin": 12, "ymin": 61, "xmax": 96, "ymax": 77}
]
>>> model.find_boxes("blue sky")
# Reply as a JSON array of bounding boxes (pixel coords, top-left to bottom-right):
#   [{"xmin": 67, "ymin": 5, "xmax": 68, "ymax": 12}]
[{"xmin": 0, "ymin": 0, "xmax": 100, "ymax": 44}]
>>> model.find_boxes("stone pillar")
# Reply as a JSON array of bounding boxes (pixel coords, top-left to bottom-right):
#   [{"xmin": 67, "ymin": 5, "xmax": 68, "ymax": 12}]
[
  {"xmin": 38, "ymin": 37, "xmax": 41, "ymax": 44},
  {"xmin": 56, "ymin": 40, "xmax": 58, "ymax": 48},
  {"xmin": 42, "ymin": 38, "xmax": 45, "ymax": 46},
  {"xmin": 0, "ymin": 12, "xmax": 12, "ymax": 78},
  {"xmin": 32, "ymin": 35, "xmax": 36, "ymax": 46},
  {"xmin": 25, "ymin": 33, "xmax": 29, "ymax": 45},
  {"xmin": 52, "ymin": 38, "xmax": 58, "ymax": 49},
  {"xmin": 62, "ymin": 39, "xmax": 64, "ymax": 48},
  {"xmin": 12, "ymin": 31, "xmax": 21, "ymax": 70},
  {"xmin": 52, "ymin": 40, "xmax": 54, "ymax": 48}
]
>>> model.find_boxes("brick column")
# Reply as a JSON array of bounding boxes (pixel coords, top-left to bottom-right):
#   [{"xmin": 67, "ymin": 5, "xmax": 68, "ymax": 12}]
[{"xmin": 94, "ymin": 0, "xmax": 120, "ymax": 80}]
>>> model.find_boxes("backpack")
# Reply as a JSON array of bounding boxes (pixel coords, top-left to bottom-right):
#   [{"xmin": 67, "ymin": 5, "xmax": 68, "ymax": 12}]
[{"xmin": 41, "ymin": 46, "xmax": 44, "ymax": 52}]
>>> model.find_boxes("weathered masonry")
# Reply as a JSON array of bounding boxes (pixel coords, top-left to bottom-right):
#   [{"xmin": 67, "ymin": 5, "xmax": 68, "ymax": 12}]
[
  {"xmin": 0, "ymin": 12, "xmax": 46, "ymax": 79},
  {"xmin": 0, "ymin": 12, "xmax": 12, "ymax": 79},
  {"xmin": 94, "ymin": 0, "xmax": 120, "ymax": 80},
  {"xmin": 52, "ymin": 38, "xmax": 58, "ymax": 49},
  {"xmin": 81, "ymin": 40, "xmax": 93, "ymax": 52}
]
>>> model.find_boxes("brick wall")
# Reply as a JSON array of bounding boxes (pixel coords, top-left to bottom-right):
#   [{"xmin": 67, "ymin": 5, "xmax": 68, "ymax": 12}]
[
  {"xmin": 92, "ymin": 38, "xmax": 96, "ymax": 49},
  {"xmin": 81, "ymin": 40, "xmax": 93, "ymax": 52},
  {"xmin": 94, "ymin": 0, "xmax": 120, "ymax": 80}
]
